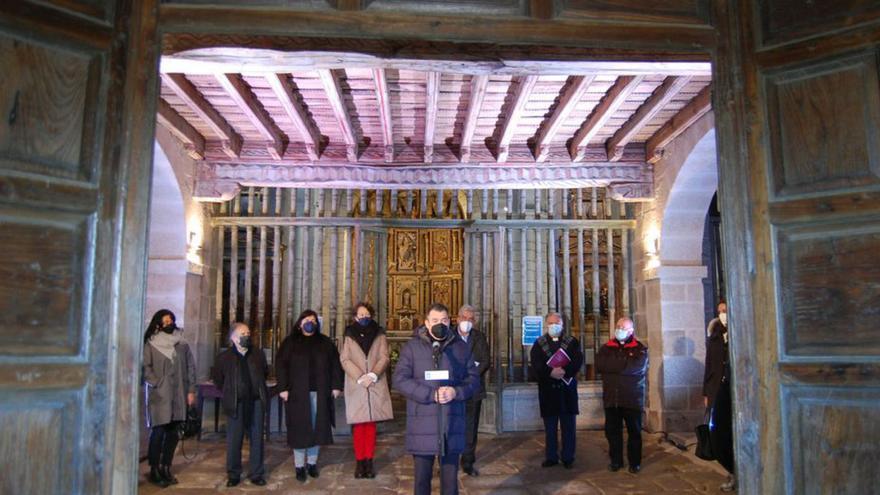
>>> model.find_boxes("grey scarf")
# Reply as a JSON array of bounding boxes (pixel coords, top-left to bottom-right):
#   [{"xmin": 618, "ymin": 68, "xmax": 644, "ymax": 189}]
[{"xmin": 149, "ymin": 330, "xmax": 183, "ymax": 362}]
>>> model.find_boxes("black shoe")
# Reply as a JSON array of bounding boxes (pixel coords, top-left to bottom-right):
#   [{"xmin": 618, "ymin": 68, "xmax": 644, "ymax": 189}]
[
  {"xmin": 355, "ymin": 459, "xmax": 365, "ymax": 479},
  {"xmin": 159, "ymin": 465, "xmax": 178, "ymax": 485},
  {"xmin": 364, "ymin": 459, "xmax": 376, "ymax": 479},
  {"xmin": 250, "ymin": 477, "xmax": 267, "ymax": 486},
  {"xmin": 148, "ymin": 466, "xmax": 169, "ymax": 488},
  {"xmin": 628, "ymin": 465, "xmax": 641, "ymax": 474},
  {"xmin": 608, "ymin": 463, "xmax": 622, "ymax": 472},
  {"xmin": 563, "ymin": 461, "xmax": 574, "ymax": 469},
  {"xmin": 541, "ymin": 460, "xmax": 559, "ymax": 468},
  {"xmin": 462, "ymin": 465, "xmax": 479, "ymax": 476},
  {"xmin": 295, "ymin": 467, "xmax": 307, "ymax": 483},
  {"xmin": 226, "ymin": 477, "xmax": 240, "ymax": 487},
  {"xmin": 307, "ymin": 464, "xmax": 319, "ymax": 478}
]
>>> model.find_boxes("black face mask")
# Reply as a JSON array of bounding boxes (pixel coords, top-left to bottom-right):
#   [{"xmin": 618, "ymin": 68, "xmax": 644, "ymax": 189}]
[
  {"xmin": 429, "ymin": 323, "xmax": 449, "ymax": 341},
  {"xmin": 238, "ymin": 335, "xmax": 252, "ymax": 349},
  {"xmin": 161, "ymin": 324, "xmax": 176, "ymax": 334}
]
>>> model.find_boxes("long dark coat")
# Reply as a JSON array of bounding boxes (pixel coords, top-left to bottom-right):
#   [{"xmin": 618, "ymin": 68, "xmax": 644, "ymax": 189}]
[
  {"xmin": 529, "ymin": 333, "xmax": 584, "ymax": 418},
  {"xmin": 703, "ymin": 318, "xmax": 729, "ymax": 408},
  {"xmin": 595, "ymin": 337, "xmax": 648, "ymax": 409},
  {"xmin": 212, "ymin": 347, "xmax": 269, "ymax": 417},
  {"xmin": 276, "ymin": 331, "xmax": 344, "ymax": 449},
  {"xmin": 393, "ymin": 326, "xmax": 480, "ymax": 456}
]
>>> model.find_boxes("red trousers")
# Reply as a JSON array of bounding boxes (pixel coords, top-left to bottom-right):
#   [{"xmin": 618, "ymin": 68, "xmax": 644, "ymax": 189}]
[{"xmin": 352, "ymin": 422, "xmax": 377, "ymax": 460}]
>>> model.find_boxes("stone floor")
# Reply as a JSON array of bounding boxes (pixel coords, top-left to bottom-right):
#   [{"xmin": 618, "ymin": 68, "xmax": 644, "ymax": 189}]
[{"xmin": 139, "ymin": 426, "xmax": 731, "ymax": 494}]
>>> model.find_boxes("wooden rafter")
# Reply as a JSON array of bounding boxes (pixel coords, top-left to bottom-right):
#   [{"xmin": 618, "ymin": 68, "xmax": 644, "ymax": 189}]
[
  {"xmin": 317, "ymin": 68, "xmax": 359, "ymax": 162},
  {"xmin": 216, "ymin": 73, "xmax": 287, "ymax": 160},
  {"xmin": 568, "ymin": 75, "xmax": 644, "ymax": 162},
  {"xmin": 161, "ymin": 73, "xmax": 242, "ymax": 158},
  {"xmin": 496, "ymin": 75, "xmax": 539, "ymax": 162},
  {"xmin": 372, "ymin": 68, "xmax": 394, "ymax": 163},
  {"xmin": 533, "ymin": 75, "xmax": 595, "ymax": 162},
  {"xmin": 460, "ymin": 75, "xmax": 489, "ymax": 163},
  {"xmin": 265, "ymin": 73, "xmax": 322, "ymax": 162},
  {"xmin": 424, "ymin": 71, "xmax": 441, "ymax": 163},
  {"xmin": 156, "ymin": 98, "xmax": 205, "ymax": 160},
  {"xmin": 646, "ymin": 84, "xmax": 712, "ymax": 163},
  {"xmin": 606, "ymin": 75, "xmax": 693, "ymax": 161}
]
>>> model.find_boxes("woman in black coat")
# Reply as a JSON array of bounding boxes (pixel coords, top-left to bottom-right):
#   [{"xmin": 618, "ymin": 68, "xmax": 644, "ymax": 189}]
[
  {"xmin": 276, "ymin": 309, "xmax": 344, "ymax": 482},
  {"xmin": 703, "ymin": 302, "xmax": 736, "ymax": 492}
]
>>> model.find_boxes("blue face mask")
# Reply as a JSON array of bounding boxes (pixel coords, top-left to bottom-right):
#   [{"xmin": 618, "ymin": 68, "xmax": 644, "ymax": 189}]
[
  {"xmin": 302, "ymin": 321, "xmax": 317, "ymax": 334},
  {"xmin": 357, "ymin": 317, "xmax": 372, "ymax": 327},
  {"xmin": 548, "ymin": 323, "xmax": 563, "ymax": 337}
]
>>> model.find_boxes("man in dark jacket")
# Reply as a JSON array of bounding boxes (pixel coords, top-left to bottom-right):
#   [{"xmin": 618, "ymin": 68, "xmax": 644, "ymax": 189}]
[
  {"xmin": 455, "ymin": 304, "xmax": 490, "ymax": 476},
  {"xmin": 704, "ymin": 302, "xmax": 736, "ymax": 492},
  {"xmin": 212, "ymin": 322, "xmax": 269, "ymax": 487},
  {"xmin": 596, "ymin": 317, "xmax": 648, "ymax": 474},
  {"xmin": 529, "ymin": 312, "xmax": 584, "ymax": 469},
  {"xmin": 393, "ymin": 303, "xmax": 480, "ymax": 495}
]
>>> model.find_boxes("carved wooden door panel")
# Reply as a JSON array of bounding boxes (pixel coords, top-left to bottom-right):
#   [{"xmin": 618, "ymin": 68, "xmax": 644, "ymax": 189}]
[
  {"xmin": 387, "ymin": 228, "xmax": 463, "ymax": 332},
  {"xmin": 714, "ymin": 2, "xmax": 880, "ymax": 493},
  {"xmin": 0, "ymin": 1, "xmax": 158, "ymax": 493}
]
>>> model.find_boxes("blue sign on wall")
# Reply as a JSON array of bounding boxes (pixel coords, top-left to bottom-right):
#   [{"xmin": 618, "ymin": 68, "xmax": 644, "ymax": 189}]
[{"xmin": 522, "ymin": 316, "xmax": 543, "ymax": 346}]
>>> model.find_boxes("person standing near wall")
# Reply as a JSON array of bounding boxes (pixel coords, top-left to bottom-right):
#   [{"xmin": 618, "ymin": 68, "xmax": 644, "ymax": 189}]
[
  {"xmin": 596, "ymin": 317, "xmax": 648, "ymax": 474},
  {"xmin": 704, "ymin": 302, "xmax": 736, "ymax": 492},
  {"xmin": 142, "ymin": 309, "xmax": 196, "ymax": 488},
  {"xmin": 455, "ymin": 304, "xmax": 490, "ymax": 476},
  {"xmin": 393, "ymin": 303, "xmax": 480, "ymax": 495},
  {"xmin": 276, "ymin": 310, "xmax": 344, "ymax": 483},
  {"xmin": 529, "ymin": 312, "xmax": 584, "ymax": 469},
  {"xmin": 212, "ymin": 322, "xmax": 268, "ymax": 487},
  {"xmin": 340, "ymin": 302, "xmax": 394, "ymax": 479}
]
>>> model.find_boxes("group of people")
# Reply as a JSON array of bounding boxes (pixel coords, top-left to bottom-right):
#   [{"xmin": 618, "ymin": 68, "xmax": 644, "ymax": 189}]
[{"xmin": 140, "ymin": 300, "xmax": 734, "ymax": 493}]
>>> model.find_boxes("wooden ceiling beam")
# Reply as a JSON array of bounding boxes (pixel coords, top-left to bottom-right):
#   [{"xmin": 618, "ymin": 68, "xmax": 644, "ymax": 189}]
[
  {"xmin": 161, "ymin": 73, "xmax": 242, "ymax": 159},
  {"xmin": 156, "ymin": 98, "xmax": 205, "ymax": 160},
  {"xmin": 606, "ymin": 75, "xmax": 693, "ymax": 161},
  {"xmin": 265, "ymin": 73, "xmax": 322, "ymax": 162},
  {"xmin": 645, "ymin": 84, "xmax": 712, "ymax": 163},
  {"xmin": 568, "ymin": 75, "xmax": 644, "ymax": 162},
  {"xmin": 372, "ymin": 68, "xmax": 394, "ymax": 163},
  {"xmin": 460, "ymin": 75, "xmax": 489, "ymax": 163},
  {"xmin": 533, "ymin": 75, "xmax": 595, "ymax": 162},
  {"xmin": 216, "ymin": 73, "xmax": 287, "ymax": 160},
  {"xmin": 496, "ymin": 75, "xmax": 540, "ymax": 162},
  {"xmin": 424, "ymin": 71, "xmax": 441, "ymax": 163},
  {"xmin": 317, "ymin": 68, "xmax": 359, "ymax": 162}
]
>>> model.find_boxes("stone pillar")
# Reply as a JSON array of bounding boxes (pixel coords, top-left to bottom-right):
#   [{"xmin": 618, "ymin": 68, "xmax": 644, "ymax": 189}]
[{"xmin": 643, "ymin": 265, "xmax": 708, "ymax": 432}]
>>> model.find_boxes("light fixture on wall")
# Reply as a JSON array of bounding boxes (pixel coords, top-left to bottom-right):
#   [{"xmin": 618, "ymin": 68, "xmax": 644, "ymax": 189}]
[
  {"xmin": 186, "ymin": 230, "xmax": 204, "ymax": 272},
  {"xmin": 645, "ymin": 231, "xmax": 660, "ymax": 257}
]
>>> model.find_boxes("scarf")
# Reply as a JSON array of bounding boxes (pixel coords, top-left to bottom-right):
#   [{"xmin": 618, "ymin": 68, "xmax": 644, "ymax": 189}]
[{"xmin": 149, "ymin": 330, "xmax": 182, "ymax": 362}]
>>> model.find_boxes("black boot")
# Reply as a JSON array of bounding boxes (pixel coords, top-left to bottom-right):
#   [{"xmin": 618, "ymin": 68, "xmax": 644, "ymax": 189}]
[
  {"xmin": 159, "ymin": 465, "xmax": 178, "ymax": 485},
  {"xmin": 354, "ymin": 459, "xmax": 365, "ymax": 479},
  {"xmin": 365, "ymin": 458, "xmax": 376, "ymax": 479},
  {"xmin": 295, "ymin": 467, "xmax": 307, "ymax": 483},
  {"xmin": 148, "ymin": 466, "xmax": 169, "ymax": 488},
  {"xmin": 307, "ymin": 464, "xmax": 319, "ymax": 478}
]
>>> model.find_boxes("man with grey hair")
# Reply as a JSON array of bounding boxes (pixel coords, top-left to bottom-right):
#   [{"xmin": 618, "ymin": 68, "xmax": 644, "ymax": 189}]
[
  {"xmin": 212, "ymin": 322, "xmax": 269, "ymax": 487},
  {"xmin": 529, "ymin": 312, "xmax": 584, "ymax": 469},
  {"xmin": 455, "ymin": 304, "xmax": 490, "ymax": 476}
]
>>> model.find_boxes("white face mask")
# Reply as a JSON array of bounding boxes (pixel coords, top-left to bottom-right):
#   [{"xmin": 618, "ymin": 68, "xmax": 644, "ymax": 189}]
[
  {"xmin": 548, "ymin": 323, "xmax": 563, "ymax": 337},
  {"xmin": 614, "ymin": 328, "xmax": 632, "ymax": 342},
  {"xmin": 459, "ymin": 321, "xmax": 473, "ymax": 334},
  {"xmin": 719, "ymin": 312, "xmax": 728, "ymax": 326}
]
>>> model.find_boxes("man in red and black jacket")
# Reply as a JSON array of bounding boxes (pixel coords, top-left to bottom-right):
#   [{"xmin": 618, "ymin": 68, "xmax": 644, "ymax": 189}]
[{"xmin": 596, "ymin": 317, "xmax": 648, "ymax": 474}]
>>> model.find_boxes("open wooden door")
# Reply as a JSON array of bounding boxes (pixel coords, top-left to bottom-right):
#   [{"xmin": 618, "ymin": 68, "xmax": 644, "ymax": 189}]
[
  {"xmin": 0, "ymin": 1, "xmax": 159, "ymax": 493},
  {"xmin": 713, "ymin": 1, "xmax": 880, "ymax": 493}
]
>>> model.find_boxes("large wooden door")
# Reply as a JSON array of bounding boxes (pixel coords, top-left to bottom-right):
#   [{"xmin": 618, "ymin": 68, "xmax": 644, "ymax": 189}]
[
  {"xmin": 713, "ymin": 2, "xmax": 880, "ymax": 493},
  {"xmin": 0, "ymin": 1, "xmax": 159, "ymax": 493}
]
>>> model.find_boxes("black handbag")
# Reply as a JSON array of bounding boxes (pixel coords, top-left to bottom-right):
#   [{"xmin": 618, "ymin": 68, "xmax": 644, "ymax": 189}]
[
  {"xmin": 694, "ymin": 407, "xmax": 715, "ymax": 460},
  {"xmin": 179, "ymin": 406, "xmax": 202, "ymax": 440}
]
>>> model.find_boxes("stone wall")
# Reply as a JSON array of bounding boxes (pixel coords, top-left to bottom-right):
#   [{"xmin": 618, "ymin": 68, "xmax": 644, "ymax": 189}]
[{"xmin": 632, "ymin": 114, "xmax": 717, "ymax": 433}]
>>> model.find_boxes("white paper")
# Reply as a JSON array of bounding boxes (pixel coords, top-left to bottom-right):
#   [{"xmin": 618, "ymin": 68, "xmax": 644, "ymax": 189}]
[{"xmin": 425, "ymin": 369, "xmax": 450, "ymax": 381}]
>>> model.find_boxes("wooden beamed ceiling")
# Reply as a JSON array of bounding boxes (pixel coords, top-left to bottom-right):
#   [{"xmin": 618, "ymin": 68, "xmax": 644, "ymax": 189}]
[{"xmin": 157, "ymin": 54, "xmax": 711, "ymax": 168}]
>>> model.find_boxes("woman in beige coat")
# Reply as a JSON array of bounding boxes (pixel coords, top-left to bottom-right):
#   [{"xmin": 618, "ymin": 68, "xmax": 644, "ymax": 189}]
[{"xmin": 340, "ymin": 302, "xmax": 394, "ymax": 479}]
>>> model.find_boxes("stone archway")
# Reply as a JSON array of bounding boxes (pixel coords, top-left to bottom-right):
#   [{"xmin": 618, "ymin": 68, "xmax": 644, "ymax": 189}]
[{"xmin": 633, "ymin": 113, "xmax": 718, "ymax": 433}]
